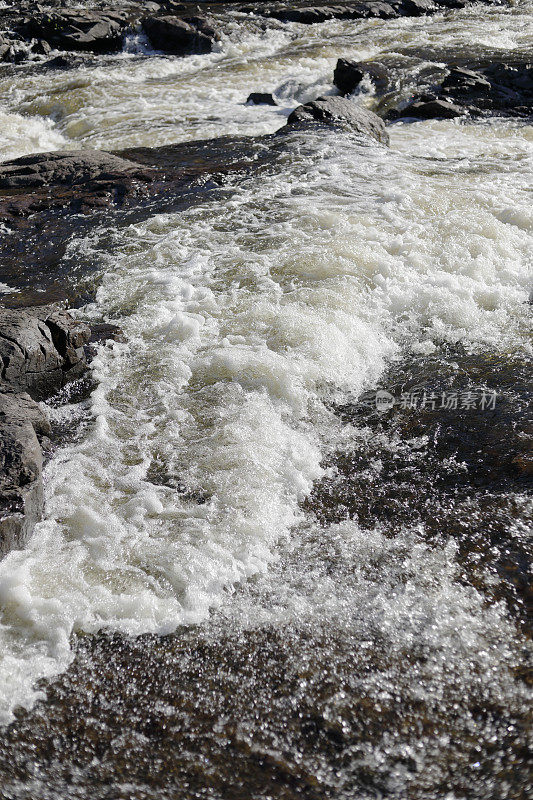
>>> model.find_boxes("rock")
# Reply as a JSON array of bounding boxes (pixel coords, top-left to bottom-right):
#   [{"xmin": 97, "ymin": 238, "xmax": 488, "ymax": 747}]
[
  {"xmin": 0, "ymin": 35, "xmax": 10, "ymax": 61},
  {"xmin": 0, "ymin": 416, "xmax": 44, "ymax": 557},
  {"xmin": 441, "ymin": 63, "xmax": 533, "ymax": 115},
  {"xmin": 0, "ymin": 391, "xmax": 51, "ymax": 438},
  {"xmin": 398, "ymin": 0, "xmax": 437, "ymax": 15},
  {"xmin": 0, "ymin": 306, "xmax": 92, "ymax": 555},
  {"xmin": 0, "ymin": 41, "xmax": 26, "ymax": 64},
  {"xmin": 0, "ymin": 306, "xmax": 91, "ymax": 400},
  {"xmin": 285, "ymin": 96, "xmax": 390, "ymax": 144},
  {"xmin": 142, "ymin": 15, "xmax": 214, "ymax": 54},
  {"xmin": 0, "ymin": 149, "xmax": 154, "ymax": 191},
  {"xmin": 30, "ymin": 38, "xmax": 52, "ymax": 56},
  {"xmin": 334, "ymin": 58, "xmax": 389, "ymax": 95},
  {"xmin": 44, "ymin": 55, "xmax": 75, "ymax": 70},
  {"xmin": 18, "ymin": 10, "xmax": 126, "ymax": 54},
  {"xmin": 265, "ymin": 3, "xmax": 397, "ymax": 24},
  {"xmin": 246, "ymin": 92, "xmax": 277, "ymax": 106},
  {"xmin": 400, "ymin": 98, "xmax": 464, "ymax": 119}
]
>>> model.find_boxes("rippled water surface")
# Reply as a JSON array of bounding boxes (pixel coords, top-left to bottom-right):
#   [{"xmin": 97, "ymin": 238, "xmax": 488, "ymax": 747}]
[{"xmin": 0, "ymin": 1, "xmax": 531, "ymax": 797}]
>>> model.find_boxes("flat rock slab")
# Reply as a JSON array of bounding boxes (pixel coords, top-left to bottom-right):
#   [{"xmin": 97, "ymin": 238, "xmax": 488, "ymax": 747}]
[{"xmin": 0, "ymin": 150, "xmax": 155, "ymax": 191}]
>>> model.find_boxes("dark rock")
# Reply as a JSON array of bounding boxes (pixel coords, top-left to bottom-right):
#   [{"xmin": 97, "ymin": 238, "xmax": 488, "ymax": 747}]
[
  {"xmin": 0, "ymin": 304, "xmax": 93, "ymax": 555},
  {"xmin": 0, "ymin": 306, "xmax": 91, "ymax": 400},
  {"xmin": 30, "ymin": 38, "xmax": 52, "ymax": 56},
  {"xmin": 285, "ymin": 96, "xmax": 390, "ymax": 144},
  {"xmin": 400, "ymin": 98, "xmax": 464, "ymax": 119},
  {"xmin": 18, "ymin": 11, "xmax": 126, "ymax": 54},
  {"xmin": 44, "ymin": 55, "xmax": 74, "ymax": 70},
  {"xmin": 398, "ymin": 0, "xmax": 437, "ymax": 15},
  {"xmin": 0, "ymin": 35, "xmax": 10, "ymax": 61},
  {"xmin": 142, "ymin": 15, "xmax": 214, "ymax": 54},
  {"xmin": 246, "ymin": 92, "xmax": 277, "ymax": 106},
  {"xmin": 0, "ymin": 150, "xmax": 154, "ymax": 191},
  {"xmin": 441, "ymin": 63, "xmax": 533, "ymax": 115},
  {"xmin": 334, "ymin": 58, "xmax": 389, "ymax": 95},
  {"xmin": 0, "ymin": 416, "xmax": 44, "ymax": 557},
  {"xmin": 0, "ymin": 42, "xmax": 27, "ymax": 64}
]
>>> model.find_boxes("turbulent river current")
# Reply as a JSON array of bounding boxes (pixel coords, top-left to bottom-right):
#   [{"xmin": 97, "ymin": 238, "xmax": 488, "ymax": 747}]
[{"xmin": 0, "ymin": 1, "xmax": 531, "ymax": 798}]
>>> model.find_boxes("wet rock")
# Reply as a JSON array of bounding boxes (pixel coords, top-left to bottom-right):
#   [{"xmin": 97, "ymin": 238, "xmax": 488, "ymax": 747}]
[
  {"xmin": 0, "ymin": 34, "xmax": 10, "ymax": 60},
  {"xmin": 399, "ymin": 0, "xmax": 437, "ymax": 15},
  {"xmin": 44, "ymin": 54, "xmax": 75, "ymax": 69},
  {"xmin": 334, "ymin": 58, "xmax": 390, "ymax": 95},
  {"xmin": 142, "ymin": 15, "xmax": 214, "ymax": 54},
  {"xmin": 246, "ymin": 92, "xmax": 277, "ymax": 105},
  {"xmin": 30, "ymin": 38, "xmax": 52, "ymax": 56},
  {"xmin": 265, "ymin": 3, "xmax": 397, "ymax": 23},
  {"xmin": 441, "ymin": 63, "xmax": 533, "ymax": 116},
  {"xmin": 400, "ymin": 98, "xmax": 464, "ymax": 119},
  {"xmin": 0, "ymin": 306, "xmax": 91, "ymax": 555},
  {"xmin": 18, "ymin": 10, "xmax": 127, "ymax": 54},
  {"xmin": 0, "ymin": 306, "xmax": 91, "ymax": 400},
  {"xmin": 0, "ymin": 415, "xmax": 44, "ymax": 557},
  {"xmin": 0, "ymin": 390, "xmax": 51, "ymax": 438},
  {"xmin": 0, "ymin": 149, "xmax": 155, "ymax": 191},
  {"xmin": 285, "ymin": 96, "xmax": 390, "ymax": 144}
]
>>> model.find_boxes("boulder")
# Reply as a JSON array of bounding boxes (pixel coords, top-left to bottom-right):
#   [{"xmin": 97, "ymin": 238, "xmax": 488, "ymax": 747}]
[
  {"xmin": 401, "ymin": 98, "xmax": 464, "ymax": 119},
  {"xmin": 0, "ymin": 306, "xmax": 92, "ymax": 556},
  {"xmin": 246, "ymin": 92, "xmax": 277, "ymax": 106},
  {"xmin": 441, "ymin": 63, "xmax": 533, "ymax": 115},
  {"xmin": 0, "ymin": 391, "xmax": 51, "ymax": 438},
  {"xmin": 398, "ymin": 0, "xmax": 437, "ymax": 14},
  {"xmin": 0, "ymin": 416, "xmax": 44, "ymax": 557},
  {"xmin": 18, "ymin": 10, "xmax": 127, "ymax": 54},
  {"xmin": 142, "ymin": 15, "xmax": 214, "ymax": 54},
  {"xmin": 0, "ymin": 306, "xmax": 91, "ymax": 400},
  {"xmin": 285, "ymin": 96, "xmax": 390, "ymax": 144},
  {"xmin": 334, "ymin": 58, "xmax": 390, "ymax": 95}
]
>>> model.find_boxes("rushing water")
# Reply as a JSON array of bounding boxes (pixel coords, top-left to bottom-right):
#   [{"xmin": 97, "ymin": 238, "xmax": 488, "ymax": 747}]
[{"xmin": 0, "ymin": 2, "xmax": 532, "ymax": 797}]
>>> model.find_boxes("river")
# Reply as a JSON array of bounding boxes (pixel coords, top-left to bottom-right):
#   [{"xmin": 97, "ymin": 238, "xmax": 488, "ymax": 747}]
[{"xmin": 0, "ymin": 2, "xmax": 531, "ymax": 797}]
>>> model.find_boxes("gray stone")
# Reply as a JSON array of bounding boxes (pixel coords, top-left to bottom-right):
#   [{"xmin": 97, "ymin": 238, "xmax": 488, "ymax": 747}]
[
  {"xmin": 0, "ymin": 418, "xmax": 44, "ymax": 557},
  {"xmin": 0, "ymin": 306, "xmax": 91, "ymax": 400},
  {"xmin": 402, "ymin": 98, "xmax": 464, "ymax": 119},
  {"xmin": 285, "ymin": 96, "xmax": 390, "ymax": 144}
]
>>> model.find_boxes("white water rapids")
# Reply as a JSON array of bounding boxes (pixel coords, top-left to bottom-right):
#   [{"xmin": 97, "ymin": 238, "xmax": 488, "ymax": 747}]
[{"xmin": 0, "ymin": 2, "xmax": 531, "ymax": 728}]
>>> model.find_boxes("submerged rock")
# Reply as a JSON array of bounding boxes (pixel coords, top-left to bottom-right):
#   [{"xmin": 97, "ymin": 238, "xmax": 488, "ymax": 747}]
[
  {"xmin": 285, "ymin": 96, "xmax": 390, "ymax": 144},
  {"xmin": 142, "ymin": 15, "xmax": 215, "ymax": 54}
]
